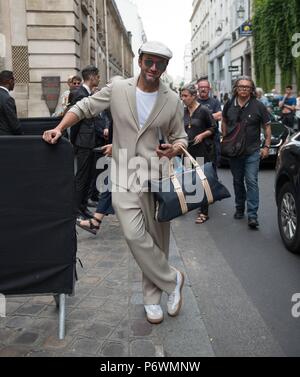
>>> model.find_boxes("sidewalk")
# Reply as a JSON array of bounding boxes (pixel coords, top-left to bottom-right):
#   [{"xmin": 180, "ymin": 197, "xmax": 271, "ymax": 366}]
[{"xmin": 0, "ymin": 215, "xmax": 214, "ymax": 357}]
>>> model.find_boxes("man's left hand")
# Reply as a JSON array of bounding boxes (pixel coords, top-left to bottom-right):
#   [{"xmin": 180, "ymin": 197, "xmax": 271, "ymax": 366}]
[
  {"xmin": 156, "ymin": 143, "xmax": 181, "ymax": 159},
  {"xmin": 194, "ymin": 134, "xmax": 204, "ymax": 145}
]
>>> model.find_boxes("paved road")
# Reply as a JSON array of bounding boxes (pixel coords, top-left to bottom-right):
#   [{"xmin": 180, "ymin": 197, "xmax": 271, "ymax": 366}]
[
  {"xmin": 172, "ymin": 166, "xmax": 300, "ymax": 356},
  {"xmin": 1, "ymin": 166, "xmax": 299, "ymax": 357}
]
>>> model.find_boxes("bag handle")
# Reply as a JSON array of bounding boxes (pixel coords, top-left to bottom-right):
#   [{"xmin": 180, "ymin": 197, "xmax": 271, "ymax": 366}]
[{"xmin": 168, "ymin": 145, "xmax": 214, "ymax": 205}]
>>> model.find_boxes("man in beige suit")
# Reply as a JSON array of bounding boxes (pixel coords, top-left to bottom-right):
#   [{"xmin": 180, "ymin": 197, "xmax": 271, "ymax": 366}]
[{"xmin": 43, "ymin": 41, "xmax": 187, "ymax": 324}]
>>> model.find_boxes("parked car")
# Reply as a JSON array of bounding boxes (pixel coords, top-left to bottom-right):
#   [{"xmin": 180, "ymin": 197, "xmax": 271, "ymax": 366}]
[
  {"xmin": 275, "ymin": 132, "xmax": 300, "ymax": 253},
  {"xmin": 220, "ymin": 120, "xmax": 289, "ymax": 167},
  {"xmin": 260, "ymin": 119, "xmax": 290, "ymax": 164}
]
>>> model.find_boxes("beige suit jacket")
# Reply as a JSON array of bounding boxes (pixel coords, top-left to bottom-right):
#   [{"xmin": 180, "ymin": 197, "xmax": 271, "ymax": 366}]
[{"xmin": 70, "ymin": 76, "xmax": 187, "ymax": 190}]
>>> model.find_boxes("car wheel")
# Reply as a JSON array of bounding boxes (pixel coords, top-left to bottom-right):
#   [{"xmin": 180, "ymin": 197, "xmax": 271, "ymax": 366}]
[{"xmin": 277, "ymin": 182, "xmax": 300, "ymax": 254}]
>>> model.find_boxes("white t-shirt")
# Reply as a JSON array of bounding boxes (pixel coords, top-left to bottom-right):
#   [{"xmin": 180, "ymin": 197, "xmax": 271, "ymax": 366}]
[
  {"xmin": 136, "ymin": 88, "xmax": 158, "ymax": 128},
  {"xmin": 296, "ymin": 97, "xmax": 300, "ymax": 119}
]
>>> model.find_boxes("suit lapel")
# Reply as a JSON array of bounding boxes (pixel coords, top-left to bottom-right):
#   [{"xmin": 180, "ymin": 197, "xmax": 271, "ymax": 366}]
[
  {"xmin": 0, "ymin": 87, "xmax": 10, "ymax": 97},
  {"xmin": 82, "ymin": 86, "xmax": 90, "ymax": 97},
  {"xmin": 125, "ymin": 77, "xmax": 140, "ymax": 131}
]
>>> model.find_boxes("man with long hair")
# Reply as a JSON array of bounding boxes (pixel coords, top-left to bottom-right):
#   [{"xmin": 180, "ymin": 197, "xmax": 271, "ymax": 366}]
[{"xmin": 222, "ymin": 76, "xmax": 271, "ymax": 229}]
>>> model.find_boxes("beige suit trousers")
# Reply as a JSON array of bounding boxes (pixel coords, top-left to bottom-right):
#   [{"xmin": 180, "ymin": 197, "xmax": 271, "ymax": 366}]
[{"xmin": 112, "ymin": 191, "xmax": 177, "ymax": 305}]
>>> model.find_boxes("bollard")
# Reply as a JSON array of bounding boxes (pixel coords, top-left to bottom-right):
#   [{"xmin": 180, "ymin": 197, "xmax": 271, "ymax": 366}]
[
  {"xmin": 0, "ymin": 294, "xmax": 6, "ymax": 318},
  {"xmin": 0, "ymin": 34, "xmax": 6, "ymax": 58},
  {"xmin": 59, "ymin": 294, "xmax": 66, "ymax": 340}
]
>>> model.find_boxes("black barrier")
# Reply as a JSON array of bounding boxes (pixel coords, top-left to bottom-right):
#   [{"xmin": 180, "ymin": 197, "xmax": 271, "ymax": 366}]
[
  {"xmin": 20, "ymin": 117, "xmax": 62, "ymax": 135},
  {"xmin": 0, "ymin": 136, "xmax": 77, "ymax": 295}
]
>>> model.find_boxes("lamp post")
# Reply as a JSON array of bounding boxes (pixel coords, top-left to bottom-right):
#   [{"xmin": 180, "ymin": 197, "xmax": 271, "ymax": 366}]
[
  {"xmin": 216, "ymin": 19, "xmax": 225, "ymax": 37},
  {"xmin": 236, "ymin": 0, "xmax": 251, "ymax": 21},
  {"xmin": 216, "ymin": 24, "xmax": 223, "ymax": 36},
  {"xmin": 248, "ymin": 0, "xmax": 251, "ymax": 20},
  {"xmin": 237, "ymin": 0, "xmax": 251, "ymax": 21},
  {"xmin": 237, "ymin": 5, "xmax": 245, "ymax": 19}
]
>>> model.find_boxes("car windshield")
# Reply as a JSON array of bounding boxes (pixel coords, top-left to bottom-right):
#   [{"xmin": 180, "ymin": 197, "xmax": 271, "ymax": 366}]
[{"xmin": 270, "ymin": 122, "xmax": 286, "ymax": 138}]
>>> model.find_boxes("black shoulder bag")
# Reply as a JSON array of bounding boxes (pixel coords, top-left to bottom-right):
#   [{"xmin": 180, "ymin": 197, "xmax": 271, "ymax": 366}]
[
  {"xmin": 221, "ymin": 99, "xmax": 247, "ymax": 158},
  {"xmin": 150, "ymin": 146, "xmax": 231, "ymax": 222}
]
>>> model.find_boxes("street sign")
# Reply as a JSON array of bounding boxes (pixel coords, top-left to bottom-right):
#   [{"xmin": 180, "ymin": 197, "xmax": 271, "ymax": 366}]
[
  {"xmin": 240, "ymin": 21, "xmax": 252, "ymax": 36},
  {"xmin": 228, "ymin": 66, "xmax": 239, "ymax": 72},
  {"xmin": 41, "ymin": 76, "xmax": 60, "ymax": 115}
]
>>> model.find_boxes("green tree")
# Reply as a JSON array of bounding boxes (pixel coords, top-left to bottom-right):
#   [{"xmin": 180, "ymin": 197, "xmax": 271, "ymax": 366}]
[{"xmin": 253, "ymin": 0, "xmax": 300, "ymax": 92}]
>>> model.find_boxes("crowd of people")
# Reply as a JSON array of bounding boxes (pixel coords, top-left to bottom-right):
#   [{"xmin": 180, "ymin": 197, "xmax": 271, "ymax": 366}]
[
  {"xmin": 255, "ymin": 85, "xmax": 300, "ymax": 130},
  {"xmin": 1, "ymin": 39, "xmax": 299, "ymax": 325}
]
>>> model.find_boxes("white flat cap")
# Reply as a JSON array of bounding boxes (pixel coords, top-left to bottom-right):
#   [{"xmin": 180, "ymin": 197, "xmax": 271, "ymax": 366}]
[{"xmin": 138, "ymin": 41, "xmax": 173, "ymax": 60}]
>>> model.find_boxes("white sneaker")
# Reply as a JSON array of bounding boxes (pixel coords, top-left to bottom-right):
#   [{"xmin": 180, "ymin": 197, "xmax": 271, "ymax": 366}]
[
  {"xmin": 144, "ymin": 305, "xmax": 164, "ymax": 324},
  {"xmin": 167, "ymin": 270, "xmax": 185, "ymax": 317}
]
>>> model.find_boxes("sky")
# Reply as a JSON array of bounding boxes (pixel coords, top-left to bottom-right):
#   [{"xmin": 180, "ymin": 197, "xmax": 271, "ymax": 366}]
[{"xmin": 133, "ymin": 0, "xmax": 193, "ymax": 79}]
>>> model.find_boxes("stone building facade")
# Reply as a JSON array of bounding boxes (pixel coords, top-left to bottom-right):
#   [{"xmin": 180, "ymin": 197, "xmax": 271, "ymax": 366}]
[
  {"xmin": 191, "ymin": 0, "xmax": 232, "ymax": 95},
  {"xmin": 190, "ymin": 0, "xmax": 210, "ymax": 82},
  {"xmin": 183, "ymin": 43, "xmax": 192, "ymax": 84},
  {"xmin": 115, "ymin": 0, "xmax": 147, "ymax": 76},
  {"xmin": 190, "ymin": 0, "xmax": 254, "ymax": 97},
  {"xmin": 96, "ymin": 0, "xmax": 134, "ymax": 84},
  {"xmin": 0, "ymin": 0, "xmax": 134, "ymax": 117}
]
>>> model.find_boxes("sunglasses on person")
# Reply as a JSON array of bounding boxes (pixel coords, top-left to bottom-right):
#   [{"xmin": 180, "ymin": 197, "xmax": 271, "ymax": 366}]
[
  {"xmin": 143, "ymin": 58, "xmax": 168, "ymax": 71},
  {"xmin": 237, "ymin": 85, "xmax": 252, "ymax": 91}
]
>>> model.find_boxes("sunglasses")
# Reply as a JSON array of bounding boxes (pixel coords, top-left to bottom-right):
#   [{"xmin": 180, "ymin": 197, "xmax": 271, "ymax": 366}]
[
  {"xmin": 237, "ymin": 85, "xmax": 252, "ymax": 90},
  {"xmin": 143, "ymin": 58, "xmax": 168, "ymax": 71}
]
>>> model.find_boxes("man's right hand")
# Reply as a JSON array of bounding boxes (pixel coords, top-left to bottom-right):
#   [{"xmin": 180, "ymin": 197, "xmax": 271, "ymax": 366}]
[
  {"xmin": 101, "ymin": 144, "xmax": 112, "ymax": 157},
  {"xmin": 43, "ymin": 128, "xmax": 63, "ymax": 144}
]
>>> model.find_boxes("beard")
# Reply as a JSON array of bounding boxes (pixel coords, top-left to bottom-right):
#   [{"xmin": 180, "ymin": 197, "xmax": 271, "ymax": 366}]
[{"xmin": 141, "ymin": 70, "xmax": 160, "ymax": 85}]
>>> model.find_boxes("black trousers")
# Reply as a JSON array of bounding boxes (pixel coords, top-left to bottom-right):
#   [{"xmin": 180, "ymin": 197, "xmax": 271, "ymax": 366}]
[
  {"xmin": 74, "ymin": 146, "xmax": 95, "ymax": 212},
  {"xmin": 281, "ymin": 113, "xmax": 295, "ymax": 129},
  {"xmin": 187, "ymin": 146, "xmax": 215, "ymax": 216}
]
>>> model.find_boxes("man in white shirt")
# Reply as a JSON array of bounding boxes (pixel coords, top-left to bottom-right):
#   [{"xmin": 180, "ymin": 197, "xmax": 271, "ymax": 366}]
[{"xmin": 43, "ymin": 42, "xmax": 187, "ymax": 325}]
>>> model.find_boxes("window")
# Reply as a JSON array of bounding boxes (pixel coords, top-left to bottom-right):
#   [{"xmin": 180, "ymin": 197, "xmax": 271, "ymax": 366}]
[{"xmin": 218, "ymin": 55, "xmax": 225, "ymax": 81}]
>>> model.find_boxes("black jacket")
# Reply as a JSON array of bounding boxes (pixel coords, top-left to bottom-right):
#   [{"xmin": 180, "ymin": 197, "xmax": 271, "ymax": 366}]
[
  {"xmin": 70, "ymin": 86, "xmax": 96, "ymax": 148},
  {"xmin": 0, "ymin": 88, "xmax": 22, "ymax": 135},
  {"xmin": 95, "ymin": 109, "xmax": 113, "ymax": 147}
]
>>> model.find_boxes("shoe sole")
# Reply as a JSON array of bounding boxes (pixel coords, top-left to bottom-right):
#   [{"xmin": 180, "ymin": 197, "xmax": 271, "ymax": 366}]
[
  {"xmin": 168, "ymin": 271, "xmax": 185, "ymax": 317},
  {"xmin": 234, "ymin": 215, "xmax": 244, "ymax": 219},
  {"xmin": 248, "ymin": 224, "xmax": 259, "ymax": 230},
  {"xmin": 76, "ymin": 220, "xmax": 97, "ymax": 235},
  {"xmin": 145, "ymin": 315, "xmax": 164, "ymax": 325},
  {"xmin": 248, "ymin": 219, "xmax": 259, "ymax": 229},
  {"xmin": 144, "ymin": 308, "xmax": 164, "ymax": 324}
]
